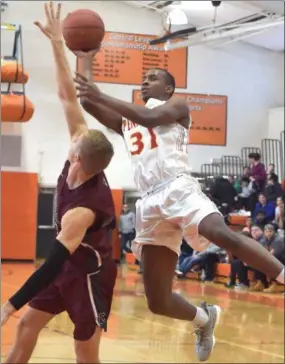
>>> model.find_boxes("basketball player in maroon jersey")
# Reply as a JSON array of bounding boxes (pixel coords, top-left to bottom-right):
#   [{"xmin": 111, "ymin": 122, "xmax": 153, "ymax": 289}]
[{"xmin": 1, "ymin": 3, "xmax": 116, "ymax": 363}]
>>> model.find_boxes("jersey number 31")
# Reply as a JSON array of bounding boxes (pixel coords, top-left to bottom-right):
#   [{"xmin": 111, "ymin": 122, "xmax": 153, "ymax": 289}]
[{"xmin": 130, "ymin": 128, "xmax": 158, "ymax": 155}]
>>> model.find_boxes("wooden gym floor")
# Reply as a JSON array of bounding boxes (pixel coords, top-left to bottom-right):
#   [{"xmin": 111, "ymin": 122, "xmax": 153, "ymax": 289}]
[{"xmin": 1, "ymin": 263, "xmax": 284, "ymax": 363}]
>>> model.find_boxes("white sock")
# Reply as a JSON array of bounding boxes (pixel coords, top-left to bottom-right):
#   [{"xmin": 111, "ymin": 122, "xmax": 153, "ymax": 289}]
[
  {"xmin": 275, "ymin": 268, "xmax": 284, "ymax": 284},
  {"xmin": 192, "ymin": 307, "xmax": 209, "ymax": 327}
]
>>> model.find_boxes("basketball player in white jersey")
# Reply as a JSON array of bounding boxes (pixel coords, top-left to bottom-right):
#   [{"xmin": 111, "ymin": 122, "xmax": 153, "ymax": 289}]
[{"xmin": 74, "ymin": 55, "xmax": 284, "ymax": 362}]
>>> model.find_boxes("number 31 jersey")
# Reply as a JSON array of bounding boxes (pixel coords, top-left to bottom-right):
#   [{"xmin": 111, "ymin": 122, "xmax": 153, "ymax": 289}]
[{"xmin": 122, "ymin": 98, "xmax": 190, "ymax": 194}]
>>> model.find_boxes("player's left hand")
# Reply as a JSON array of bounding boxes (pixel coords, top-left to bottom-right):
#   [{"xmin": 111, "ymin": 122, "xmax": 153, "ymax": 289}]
[
  {"xmin": 34, "ymin": 1, "xmax": 63, "ymax": 41},
  {"xmin": 1, "ymin": 301, "xmax": 16, "ymax": 327},
  {"xmin": 74, "ymin": 72, "xmax": 101, "ymax": 101}
]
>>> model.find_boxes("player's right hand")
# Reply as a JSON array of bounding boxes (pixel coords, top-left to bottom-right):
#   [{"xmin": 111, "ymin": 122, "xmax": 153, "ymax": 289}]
[
  {"xmin": 34, "ymin": 1, "xmax": 63, "ymax": 41},
  {"xmin": 1, "ymin": 301, "xmax": 16, "ymax": 327}
]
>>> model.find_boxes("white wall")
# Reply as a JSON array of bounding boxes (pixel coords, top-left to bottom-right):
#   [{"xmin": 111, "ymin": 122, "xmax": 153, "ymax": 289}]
[
  {"xmin": 267, "ymin": 107, "xmax": 284, "ymax": 140},
  {"xmin": 1, "ymin": 1, "xmax": 284, "ymax": 189}
]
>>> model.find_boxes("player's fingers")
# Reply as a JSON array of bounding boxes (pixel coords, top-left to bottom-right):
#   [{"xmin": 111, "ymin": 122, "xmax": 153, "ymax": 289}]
[
  {"xmin": 34, "ymin": 22, "xmax": 51, "ymax": 38},
  {"xmin": 77, "ymin": 91, "xmax": 89, "ymax": 98},
  {"xmin": 75, "ymin": 85, "xmax": 88, "ymax": 93},
  {"xmin": 49, "ymin": 0, "xmax": 55, "ymax": 21},
  {"xmin": 56, "ymin": 3, "xmax": 62, "ymax": 20},
  {"xmin": 74, "ymin": 72, "xmax": 88, "ymax": 82},
  {"xmin": 44, "ymin": 2, "xmax": 52, "ymax": 23}
]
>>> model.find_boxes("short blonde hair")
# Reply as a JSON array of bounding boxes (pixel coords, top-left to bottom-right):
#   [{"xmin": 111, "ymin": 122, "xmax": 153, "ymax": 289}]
[{"xmin": 78, "ymin": 129, "xmax": 114, "ymax": 174}]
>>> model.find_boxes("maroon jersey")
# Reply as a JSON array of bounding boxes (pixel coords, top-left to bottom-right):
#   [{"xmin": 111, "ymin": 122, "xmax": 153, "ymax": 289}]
[{"xmin": 54, "ymin": 161, "xmax": 115, "ymax": 272}]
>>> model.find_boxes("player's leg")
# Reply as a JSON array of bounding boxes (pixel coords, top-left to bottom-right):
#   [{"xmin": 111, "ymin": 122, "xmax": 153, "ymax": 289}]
[
  {"xmin": 4, "ymin": 281, "xmax": 65, "ymax": 364},
  {"xmin": 4, "ymin": 307, "xmax": 55, "ymax": 363},
  {"xmin": 140, "ymin": 242, "xmax": 221, "ymax": 362},
  {"xmin": 198, "ymin": 213, "xmax": 284, "ymax": 284},
  {"xmin": 141, "ymin": 244, "xmax": 204, "ymax": 321},
  {"xmin": 74, "ymin": 328, "xmax": 102, "ymax": 364}
]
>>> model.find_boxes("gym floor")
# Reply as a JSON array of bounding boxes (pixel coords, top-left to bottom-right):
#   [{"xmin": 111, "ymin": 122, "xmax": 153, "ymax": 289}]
[{"xmin": 1, "ymin": 263, "xmax": 284, "ymax": 363}]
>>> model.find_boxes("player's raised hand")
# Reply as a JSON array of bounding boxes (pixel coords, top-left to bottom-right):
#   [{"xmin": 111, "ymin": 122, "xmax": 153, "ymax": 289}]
[
  {"xmin": 73, "ymin": 49, "xmax": 100, "ymax": 59},
  {"xmin": 34, "ymin": 1, "xmax": 62, "ymax": 41},
  {"xmin": 74, "ymin": 72, "xmax": 101, "ymax": 101},
  {"xmin": 1, "ymin": 301, "xmax": 16, "ymax": 327}
]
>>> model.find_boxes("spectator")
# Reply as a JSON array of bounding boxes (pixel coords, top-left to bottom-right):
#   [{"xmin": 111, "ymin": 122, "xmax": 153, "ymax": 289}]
[
  {"xmin": 250, "ymin": 224, "xmax": 284, "ymax": 292},
  {"xmin": 255, "ymin": 211, "xmax": 266, "ymax": 230},
  {"xmin": 253, "ymin": 193, "xmax": 275, "ymax": 224},
  {"xmin": 274, "ymin": 198, "xmax": 285, "ymax": 231},
  {"xmin": 263, "ymin": 224, "xmax": 285, "ymax": 293},
  {"xmin": 228, "ymin": 175, "xmax": 241, "ymax": 194},
  {"xmin": 242, "ymin": 166, "xmax": 251, "ymax": 178},
  {"xmin": 265, "ymin": 173, "xmax": 284, "ymax": 202},
  {"xmin": 242, "ymin": 217, "xmax": 253, "ymax": 233},
  {"xmin": 179, "ymin": 243, "xmax": 225, "ymax": 282},
  {"xmin": 119, "ymin": 204, "xmax": 136, "ymax": 258},
  {"xmin": 266, "ymin": 163, "xmax": 275, "ymax": 178},
  {"xmin": 210, "ymin": 177, "xmax": 237, "ymax": 212},
  {"xmin": 275, "ymin": 196, "xmax": 284, "ymax": 218},
  {"xmin": 176, "ymin": 239, "xmax": 194, "ymax": 276},
  {"xmin": 238, "ymin": 177, "xmax": 254, "ymax": 210},
  {"xmin": 226, "ymin": 231, "xmax": 252, "ymax": 290},
  {"xmin": 248, "ymin": 152, "xmax": 266, "ymax": 192}
]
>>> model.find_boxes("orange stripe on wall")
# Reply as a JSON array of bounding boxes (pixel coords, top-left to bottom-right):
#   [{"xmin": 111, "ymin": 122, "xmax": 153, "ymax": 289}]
[{"xmin": 1, "ymin": 171, "xmax": 38, "ymax": 260}]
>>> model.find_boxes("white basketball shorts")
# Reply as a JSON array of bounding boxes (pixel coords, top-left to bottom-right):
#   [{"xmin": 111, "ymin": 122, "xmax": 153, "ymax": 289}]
[{"xmin": 131, "ymin": 174, "xmax": 221, "ymax": 261}]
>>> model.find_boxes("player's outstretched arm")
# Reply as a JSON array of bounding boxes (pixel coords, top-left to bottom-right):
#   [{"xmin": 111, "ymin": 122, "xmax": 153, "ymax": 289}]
[
  {"xmin": 34, "ymin": 1, "xmax": 87, "ymax": 139},
  {"xmin": 74, "ymin": 73, "xmax": 190, "ymax": 128},
  {"xmin": 1, "ymin": 207, "xmax": 95, "ymax": 326},
  {"xmin": 77, "ymin": 53, "xmax": 123, "ymax": 136}
]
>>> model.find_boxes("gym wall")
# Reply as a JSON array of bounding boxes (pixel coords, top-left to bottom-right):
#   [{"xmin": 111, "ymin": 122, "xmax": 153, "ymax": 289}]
[{"xmin": 1, "ymin": 1, "xmax": 284, "ymax": 186}]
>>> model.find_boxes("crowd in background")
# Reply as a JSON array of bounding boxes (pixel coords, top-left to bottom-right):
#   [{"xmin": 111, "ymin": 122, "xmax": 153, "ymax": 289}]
[
  {"xmin": 119, "ymin": 153, "xmax": 284, "ymax": 294},
  {"xmin": 175, "ymin": 153, "xmax": 284, "ymax": 294}
]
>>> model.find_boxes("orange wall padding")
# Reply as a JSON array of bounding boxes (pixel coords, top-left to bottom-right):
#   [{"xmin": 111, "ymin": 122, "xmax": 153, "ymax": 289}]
[
  {"xmin": 1, "ymin": 59, "xmax": 29, "ymax": 83},
  {"xmin": 1, "ymin": 94, "xmax": 34, "ymax": 122},
  {"xmin": 2, "ymin": 171, "xmax": 38, "ymax": 260},
  {"xmin": 111, "ymin": 189, "xmax": 123, "ymax": 260}
]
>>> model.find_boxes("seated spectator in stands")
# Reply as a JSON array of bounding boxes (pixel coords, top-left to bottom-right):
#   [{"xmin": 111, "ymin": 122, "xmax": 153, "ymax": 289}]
[
  {"xmin": 242, "ymin": 166, "xmax": 251, "ymax": 178},
  {"xmin": 210, "ymin": 177, "xmax": 238, "ymax": 212},
  {"xmin": 226, "ymin": 231, "xmax": 252, "ymax": 290},
  {"xmin": 255, "ymin": 211, "xmax": 266, "ymax": 230},
  {"xmin": 176, "ymin": 239, "xmax": 194, "ymax": 276},
  {"xmin": 266, "ymin": 163, "xmax": 275, "ymax": 179},
  {"xmin": 178, "ymin": 243, "xmax": 225, "ymax": 282},
  {"xmin": 238, "ymin": 177, "xmax": 254, "ymax": 210},
  {"xmin": 228, "ymin": 175, "xmax": 241, "ymax": 194},
  {"xmin": 263, "ymin": 224, "xmax": 285, "ymax": 293},
  {"xmin": 265, "ymin": 173, "xmax": 284, "ymax": 202},
  {"xmin": 242, "ymin": 217, "xmax": 253, "ymax": 233},
  {"xmin": 250, "ymin": 224, "xmax": 284, "ymax": 292},
  {"xmin": 274, "ymin": 198, "xmax": 285, "ymax": 232},
  {"xmin": 253, "ymin": 193, "xmax": 275, "ymax": 224},
  {"xmin": 248, "ymin": 152, "xmax": 266, "ymax": 193}
]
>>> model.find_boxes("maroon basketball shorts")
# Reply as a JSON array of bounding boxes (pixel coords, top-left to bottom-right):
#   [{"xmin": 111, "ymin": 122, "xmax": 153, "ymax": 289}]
[{"xmin": 29, "ymin": 258, "xmax": 117, "ymax": 341}]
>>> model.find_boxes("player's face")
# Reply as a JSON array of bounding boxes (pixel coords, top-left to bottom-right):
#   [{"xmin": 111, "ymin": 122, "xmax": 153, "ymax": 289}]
[{"xmin": 141, "ymin": 69, "xmax": 170, "ymax": 102}]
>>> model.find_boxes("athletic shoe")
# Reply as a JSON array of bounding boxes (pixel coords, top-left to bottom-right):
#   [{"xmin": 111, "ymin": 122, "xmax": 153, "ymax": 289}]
[{"xmin": 193, "ymin": 302, "xmax": 222, "ymax": 362}]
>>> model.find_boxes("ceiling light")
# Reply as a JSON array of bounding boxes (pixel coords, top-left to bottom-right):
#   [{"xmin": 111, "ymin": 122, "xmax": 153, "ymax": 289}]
[{"xmin": 167, "ymin": 8, "xmax": 188, "ymax": 25}]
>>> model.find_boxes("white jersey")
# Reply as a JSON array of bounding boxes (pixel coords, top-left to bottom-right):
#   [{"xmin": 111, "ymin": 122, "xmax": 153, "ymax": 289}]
[{"xmin": 122, "ymin": 98, "xmax": 190, "ymax": 194}]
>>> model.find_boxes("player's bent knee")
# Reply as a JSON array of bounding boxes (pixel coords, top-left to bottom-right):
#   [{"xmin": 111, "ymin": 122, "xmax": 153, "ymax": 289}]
[{"xmin": 17, "ymin": 316, "xmax": 40, "ymax": 338}]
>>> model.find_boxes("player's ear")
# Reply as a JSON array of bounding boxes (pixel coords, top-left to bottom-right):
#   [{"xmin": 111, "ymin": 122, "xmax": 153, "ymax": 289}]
[{"xmin": 166, "ymin": 84, "xmax": 174, "ymax": 97}]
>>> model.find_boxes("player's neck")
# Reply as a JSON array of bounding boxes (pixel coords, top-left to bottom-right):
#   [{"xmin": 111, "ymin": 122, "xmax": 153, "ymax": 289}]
[{"xmin": 66, "ymin": 171, "xmax": 91, "ymax": 190}]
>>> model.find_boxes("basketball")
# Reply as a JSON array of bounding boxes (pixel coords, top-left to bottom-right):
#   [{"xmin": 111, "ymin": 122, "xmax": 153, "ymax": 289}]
[{"xmin": 62, "ymin": 9, "xmax": 105, "ymax": 52}]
